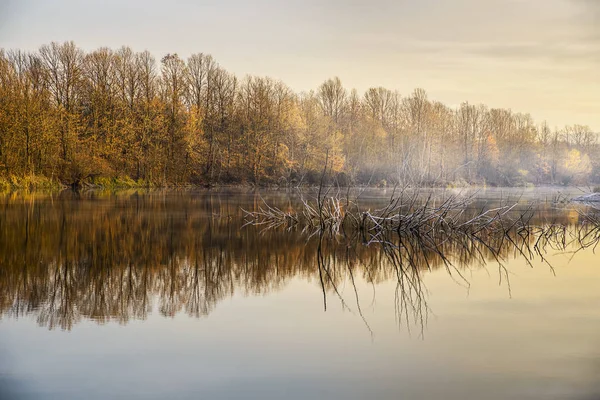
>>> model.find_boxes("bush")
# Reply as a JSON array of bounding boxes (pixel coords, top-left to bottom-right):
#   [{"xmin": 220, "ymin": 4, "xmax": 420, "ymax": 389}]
[
  {"xmin": 446, "ymin": 178, "xmax": 469, "ymax": 189},
  {"xmin": 0, "ymin": 177, "xmax": 10, "ymax": 191},
  {"xmin": 90, "ymin": 176, "xmax": 152, "ymax": 189},
  {"xmin": 0, "ymin": 175, "xmax": 62, "ymax": 191}
]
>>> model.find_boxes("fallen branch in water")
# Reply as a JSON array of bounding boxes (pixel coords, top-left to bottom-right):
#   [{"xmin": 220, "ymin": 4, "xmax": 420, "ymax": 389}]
[{"xmin": 242, "ymin": 188, "xmax": 526, "ymax": 238}]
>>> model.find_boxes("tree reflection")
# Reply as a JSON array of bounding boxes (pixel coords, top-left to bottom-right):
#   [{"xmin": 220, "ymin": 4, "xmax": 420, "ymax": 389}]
[{"xmin": 0, "ymin": 191, "xmax": 598, "ymax": 331}]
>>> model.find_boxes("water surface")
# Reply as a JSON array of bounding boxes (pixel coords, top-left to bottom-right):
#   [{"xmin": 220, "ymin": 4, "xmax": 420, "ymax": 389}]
[{"xmin": 1, "ymin": 188, "xmax": 599, "ymax": 400}]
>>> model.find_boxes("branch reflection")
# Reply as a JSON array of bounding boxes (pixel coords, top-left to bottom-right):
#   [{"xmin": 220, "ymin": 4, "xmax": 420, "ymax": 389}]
[{"xmin": 0, "ymin": 191, "xmax": 598, "ymax": 331}]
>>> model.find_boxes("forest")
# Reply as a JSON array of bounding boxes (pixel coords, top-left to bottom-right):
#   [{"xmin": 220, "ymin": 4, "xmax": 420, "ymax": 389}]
[{"xmin": 0, "ymin": 41, "xmax": 598, "ymax": 189}]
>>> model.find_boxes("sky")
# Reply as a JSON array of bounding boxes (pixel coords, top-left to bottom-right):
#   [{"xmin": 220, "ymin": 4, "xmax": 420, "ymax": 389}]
[{"xmin": 0, "ymin": 0, "xmax": 598, "ymax": 130}]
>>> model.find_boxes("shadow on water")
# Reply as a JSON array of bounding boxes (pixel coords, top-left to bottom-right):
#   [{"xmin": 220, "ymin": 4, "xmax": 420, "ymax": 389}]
[{"xmin": 0, "ymin": 189, "xmax": 599, "ymax": 332}]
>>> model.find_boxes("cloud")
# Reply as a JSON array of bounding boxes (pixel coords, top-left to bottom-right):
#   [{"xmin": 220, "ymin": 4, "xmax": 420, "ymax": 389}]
[
  {"xmin": 569, "ymin": 0, "xmax": 600, "ymax": 39},
  {"xmin": 573, "ymin": 0, "xmax": 600, "ymax": 15},
  {"xmin": 465, "ymin": 42, "xmax": 600, "ymax": 64}
]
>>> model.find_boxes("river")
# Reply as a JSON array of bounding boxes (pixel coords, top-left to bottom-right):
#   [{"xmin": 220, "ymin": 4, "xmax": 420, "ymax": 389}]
[{"xmin": 0, "ymin": 188, "xmax": 599, "ymax": 399}]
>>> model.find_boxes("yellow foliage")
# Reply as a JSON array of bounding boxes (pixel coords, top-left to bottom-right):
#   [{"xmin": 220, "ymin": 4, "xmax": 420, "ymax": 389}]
[{"xmin": 564, "ymin": 149, "xmax": 592, "ymax": 176}]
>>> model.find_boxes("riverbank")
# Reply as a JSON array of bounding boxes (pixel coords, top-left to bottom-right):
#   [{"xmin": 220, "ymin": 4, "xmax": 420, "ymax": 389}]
[
  {"xmin": 0, "ymin": 175, "xmax": 64, "ymax": 192},
  {"xmin": 1, "ymin": 174, "xmax": 599, "ymax": 193},
  {"xmin": 572, "ymin": 193, "xmax": 600, "ymax": 202}
]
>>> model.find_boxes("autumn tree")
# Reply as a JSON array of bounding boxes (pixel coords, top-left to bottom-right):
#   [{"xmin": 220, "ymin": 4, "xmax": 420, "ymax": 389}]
[{"xmin": 0, "ymin": 41, "xmax": 598, "ymax": 188}]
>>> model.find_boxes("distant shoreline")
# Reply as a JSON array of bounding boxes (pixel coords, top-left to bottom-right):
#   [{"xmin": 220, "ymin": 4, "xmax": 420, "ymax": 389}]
[{"xmin": 1, "ymin": 176, "xmax": 598, "ymax": 194}]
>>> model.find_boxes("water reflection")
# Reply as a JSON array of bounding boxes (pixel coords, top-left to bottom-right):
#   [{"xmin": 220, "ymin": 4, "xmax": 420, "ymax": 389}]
[{"xmin": 0, "ymin": 190, "xmax": 598, "ymax": 331}]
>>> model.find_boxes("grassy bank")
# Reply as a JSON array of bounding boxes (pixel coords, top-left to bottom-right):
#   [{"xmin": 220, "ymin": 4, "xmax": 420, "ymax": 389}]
[
  {"xmin": 1, "ymin": 173, "xmax": 599, "ymax": 193},
  {"xmin": 88, "ymin": 176, "xmax": 161, "ymax": 190},
  {"xmin": 0, "ymin": 175, "xmax": 64, "ymax": 192}
]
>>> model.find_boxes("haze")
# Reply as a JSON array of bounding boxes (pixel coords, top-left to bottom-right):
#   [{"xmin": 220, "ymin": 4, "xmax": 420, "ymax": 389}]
[{"xmin": 1, "ymin": 0, "xmax": 598, "ymax": 131}]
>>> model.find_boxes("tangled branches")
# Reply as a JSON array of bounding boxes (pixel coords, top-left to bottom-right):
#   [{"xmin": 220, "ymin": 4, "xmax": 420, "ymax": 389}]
[
  {"xmin": 242, "ymin": 186, "xmax": 600, "ymax": 336},
  {"xmin": 243, "ymin": 187, "xmax": 526, "ymax": 238}
]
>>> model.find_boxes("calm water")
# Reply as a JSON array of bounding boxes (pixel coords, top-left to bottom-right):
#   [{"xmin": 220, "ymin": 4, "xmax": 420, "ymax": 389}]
[{"xmin": 1, "ymin": 188, "xmax": 599, "ymax": 400}]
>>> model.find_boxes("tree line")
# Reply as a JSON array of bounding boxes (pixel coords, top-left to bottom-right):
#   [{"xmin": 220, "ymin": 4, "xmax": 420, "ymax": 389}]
[{"xmin": 1, "ymin": 41, "xmax": 598, "ymax": 187}]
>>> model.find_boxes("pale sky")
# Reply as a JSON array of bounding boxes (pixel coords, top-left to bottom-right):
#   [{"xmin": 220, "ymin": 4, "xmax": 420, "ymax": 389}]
[{"xmin": 0, "ymin": 0, "xmax": 598, "ymax": 130}]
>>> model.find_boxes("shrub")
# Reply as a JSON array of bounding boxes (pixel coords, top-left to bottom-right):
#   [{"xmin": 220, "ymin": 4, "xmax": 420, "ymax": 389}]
[
  {"xmin": 91, "ymin": 176, "xmax": 148, "ymax": 189},
  {"xmin": 0, "ymin": 175, "xmax": 62, "ymax": 191}
]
